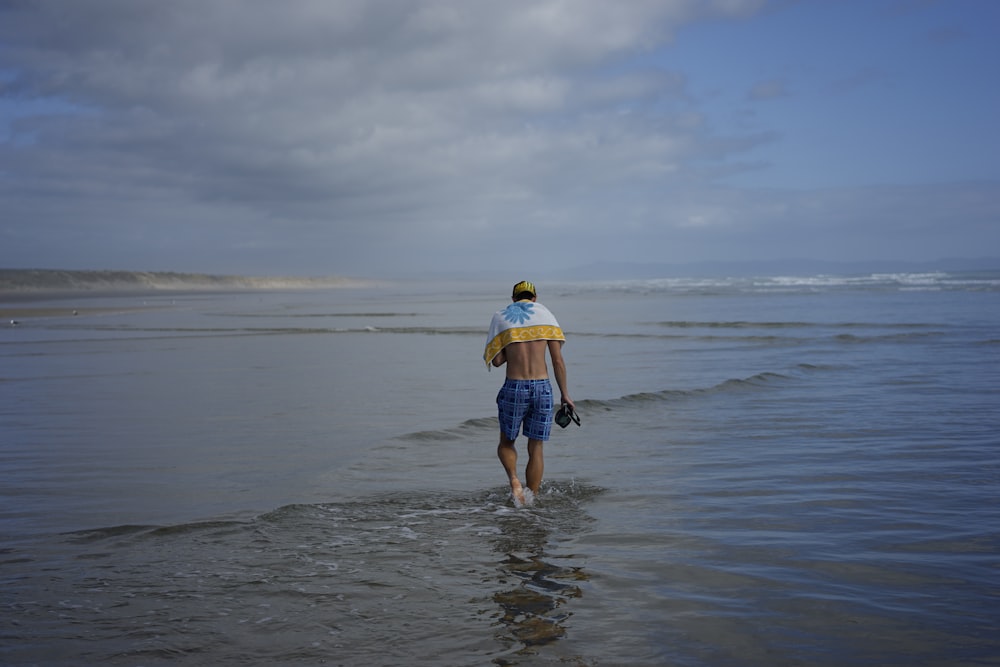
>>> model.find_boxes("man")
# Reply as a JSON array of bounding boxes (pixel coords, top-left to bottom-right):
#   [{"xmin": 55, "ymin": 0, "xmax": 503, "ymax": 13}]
[{"xmin": 484, "ymin": 281, "xmax": 575, "ymax": 505}]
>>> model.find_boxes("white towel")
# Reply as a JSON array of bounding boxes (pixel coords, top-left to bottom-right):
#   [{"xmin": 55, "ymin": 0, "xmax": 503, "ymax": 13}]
[{"xmin": 484, "ymin": 301, "xmax": 565, "ymax": 367}]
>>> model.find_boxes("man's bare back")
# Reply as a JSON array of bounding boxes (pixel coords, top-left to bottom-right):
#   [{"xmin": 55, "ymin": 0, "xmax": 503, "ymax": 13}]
[
  {"xmin": 492, "ymin": 340, "xmax": 549, "ymax": 379},
  {"xmin": 493, "ymin": 339, "xmax": 572, "ymax": 409}
]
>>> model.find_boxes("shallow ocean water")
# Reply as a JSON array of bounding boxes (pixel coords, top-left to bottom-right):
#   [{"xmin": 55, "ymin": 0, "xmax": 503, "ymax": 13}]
[{"xmin": 2, "ymin": 272, "xmax": 999, "ymax": 665}]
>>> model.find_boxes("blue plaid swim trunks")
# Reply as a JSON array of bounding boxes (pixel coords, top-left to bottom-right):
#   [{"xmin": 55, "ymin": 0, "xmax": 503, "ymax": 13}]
[{"xmin": 497, "ymin": 378, "xmax": 554, "ymax": 442}]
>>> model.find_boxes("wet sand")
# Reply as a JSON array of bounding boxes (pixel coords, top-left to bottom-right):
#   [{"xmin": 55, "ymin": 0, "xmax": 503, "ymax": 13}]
[
  {"xmin": 0, "ymin": 290, "xmax": 168, "ymax": 320},
  {"xmin": 1, "ymin": 306, "xmax": 146, "ymax": 320}
]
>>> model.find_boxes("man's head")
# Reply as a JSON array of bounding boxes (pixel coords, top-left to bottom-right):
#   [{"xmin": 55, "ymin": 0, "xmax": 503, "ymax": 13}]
[{"xmin": 512, "ymin": 280, "xmax": 536, "ymax": 301}]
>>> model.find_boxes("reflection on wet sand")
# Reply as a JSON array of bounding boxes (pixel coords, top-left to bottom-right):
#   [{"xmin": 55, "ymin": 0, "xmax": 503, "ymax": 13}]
[
  {"xmin": 493, "ymin": 554, "xmax": 585, "ymax": 648},
  {"xmin": 490, "ymin": 495, "xmax": 593, "ymax": 662}
]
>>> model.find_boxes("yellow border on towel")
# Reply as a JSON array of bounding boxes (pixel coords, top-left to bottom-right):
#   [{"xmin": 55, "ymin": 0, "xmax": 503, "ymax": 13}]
[{"xmin": 484, "ymin": 325, "xmax": 565, "ymax": 365}]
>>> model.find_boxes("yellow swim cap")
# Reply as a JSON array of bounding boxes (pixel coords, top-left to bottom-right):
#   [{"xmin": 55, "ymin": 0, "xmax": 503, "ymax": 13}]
[
  {"xmin": 512, "ymin": 280, "xmax": 536, "ymax": 298},
  {"xmin": 511, "ymin": 280, "xmax": 538, "ymax": 297}
]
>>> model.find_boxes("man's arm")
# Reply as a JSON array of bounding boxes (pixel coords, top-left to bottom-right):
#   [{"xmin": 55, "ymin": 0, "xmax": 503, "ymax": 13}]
[
  {"xmin": 491, "ymin": 348, "xmax": 506, "ymax": 367},
  {"xmin": 547, "ymin": 340, "xmax": 574, "ymax": 411}
]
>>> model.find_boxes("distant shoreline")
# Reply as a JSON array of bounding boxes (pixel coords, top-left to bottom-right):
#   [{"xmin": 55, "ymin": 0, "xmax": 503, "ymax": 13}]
[{"xmin": 0, "ymin": 269, "xmax": 375, "ymax": 297}]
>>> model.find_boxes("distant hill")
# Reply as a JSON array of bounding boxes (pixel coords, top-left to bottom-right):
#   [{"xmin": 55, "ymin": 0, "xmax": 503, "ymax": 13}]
[{"xmin": 0, "ymin": 269, "xmax": 368, "ymax": 292}]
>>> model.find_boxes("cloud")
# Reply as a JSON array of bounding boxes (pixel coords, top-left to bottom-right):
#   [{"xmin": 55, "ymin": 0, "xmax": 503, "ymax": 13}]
[
  {"xmin": 0, "ymin": 1, "xmax": 764, "ymax": 268},
  {"xmin": 830, "ymin": 67, "xmax": 891, "ymax": 95},
  {"xmin": 747, "ymin": 79, "xmax": 788, "ymax": 101},
  {"xmin": 0, "ymin": 0, "xmax": 996, "ymax": 276}
]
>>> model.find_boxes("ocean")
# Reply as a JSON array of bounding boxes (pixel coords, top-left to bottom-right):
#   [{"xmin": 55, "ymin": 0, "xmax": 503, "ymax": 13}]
[{"xmin": 2, "ymin": 271, "xmax": 999, "ymax": 666}]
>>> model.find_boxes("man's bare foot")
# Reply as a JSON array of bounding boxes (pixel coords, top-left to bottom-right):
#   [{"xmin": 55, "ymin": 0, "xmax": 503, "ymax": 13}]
[{"xmin": 510, "ymin": 477, "xmax": 526, "ymax": 506}]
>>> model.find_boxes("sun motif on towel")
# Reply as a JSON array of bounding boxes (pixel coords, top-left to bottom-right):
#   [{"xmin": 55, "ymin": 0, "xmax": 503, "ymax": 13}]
[{"xmin": 502, "ymin": 302, "xmax": 534, "ymax": 325}]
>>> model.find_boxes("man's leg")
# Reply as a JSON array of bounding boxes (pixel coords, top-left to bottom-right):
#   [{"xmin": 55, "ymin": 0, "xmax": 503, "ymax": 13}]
[
  {"xmin": 498, "ymin": 434, "xmax": 526, "ymax": 504},
  {"xmin": 525, "ymin": 438, "xmax": 544, "ymax": 493}
]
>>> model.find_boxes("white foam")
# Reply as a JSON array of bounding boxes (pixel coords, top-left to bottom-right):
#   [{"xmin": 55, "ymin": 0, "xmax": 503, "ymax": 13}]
[
  {"xmin": 563, "ymin": 271, "xmax": 999, "ymax": 294},
  {"xmin": 512, "ymin": 488, "xmax": 536, "ymax": 508}
]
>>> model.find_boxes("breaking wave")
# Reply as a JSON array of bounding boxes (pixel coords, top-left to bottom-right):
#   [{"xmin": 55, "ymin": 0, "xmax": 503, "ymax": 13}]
[
  {"xmin": 568, "ymin": 270, "xmax": 1000, "ymax": 295},
  {"xmin": 398, "ymin": 369, "xmax": 811, "ymax": 443}
]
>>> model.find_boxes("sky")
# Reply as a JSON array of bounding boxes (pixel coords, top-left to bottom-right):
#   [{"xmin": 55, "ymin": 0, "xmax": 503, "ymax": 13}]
[{"xmin": 1, "ymin": 0, "xmax": 998, "ymax": 279}]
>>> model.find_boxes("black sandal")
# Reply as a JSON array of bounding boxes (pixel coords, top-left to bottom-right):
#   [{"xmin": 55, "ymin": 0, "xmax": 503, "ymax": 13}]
[{"xmin": 555, "ymin": 404, "xmax": 581, "ymax": 428}]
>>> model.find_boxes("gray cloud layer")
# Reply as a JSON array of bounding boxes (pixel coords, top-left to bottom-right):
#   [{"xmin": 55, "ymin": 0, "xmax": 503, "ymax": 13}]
[{"xmin": 1, "ymin": 0, "xmax": 997, "ymax": 277}]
